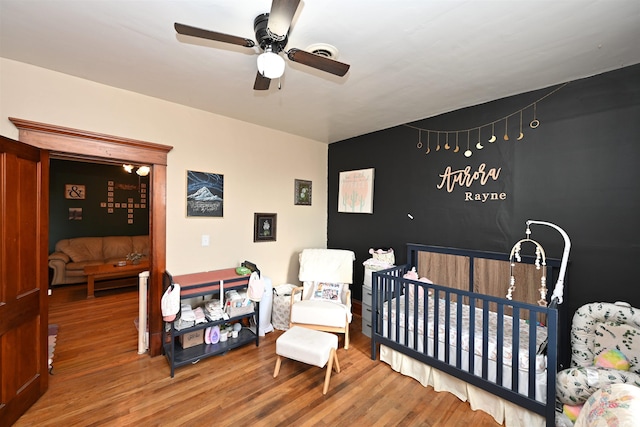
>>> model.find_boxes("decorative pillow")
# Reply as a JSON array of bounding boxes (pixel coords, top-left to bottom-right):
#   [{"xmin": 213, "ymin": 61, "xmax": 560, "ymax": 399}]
[
  {"xmin": 310, "ymin": 282, "xmax": 343, "ymax": 302},
  {"xmin": 556, "ymin": 366, "xmax": 640, "ymax": 405},
  {"xmin": 595, "ymin": 349, "xmax": 630, "ymax": 371},
  {"xmin": 575, "ymin": 384, "xmax": 640, "ymax": 427}
]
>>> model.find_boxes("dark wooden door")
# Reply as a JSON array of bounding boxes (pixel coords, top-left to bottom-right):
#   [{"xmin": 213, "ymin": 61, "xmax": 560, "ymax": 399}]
[{"xmin": 0, "ymin": 135, "xmax": 49, "ymax": 427}]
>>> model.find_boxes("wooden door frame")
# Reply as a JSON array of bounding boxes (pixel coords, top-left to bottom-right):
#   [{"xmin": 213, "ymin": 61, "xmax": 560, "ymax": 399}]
[{"xmin": 9, "ymin": 117, "xmax": 172, "ymax": 357}]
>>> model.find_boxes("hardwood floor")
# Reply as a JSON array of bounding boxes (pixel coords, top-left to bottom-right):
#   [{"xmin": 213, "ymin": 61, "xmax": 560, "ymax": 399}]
[{"xmin": 15, "ymin": 284, "xmax": 501, "ymax": 426}]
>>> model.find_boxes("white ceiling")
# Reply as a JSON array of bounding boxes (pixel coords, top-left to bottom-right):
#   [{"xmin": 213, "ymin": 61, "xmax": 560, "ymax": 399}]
[{"xmin": 1, "ymin": 1, "xmax": 639, "ymax": 143}]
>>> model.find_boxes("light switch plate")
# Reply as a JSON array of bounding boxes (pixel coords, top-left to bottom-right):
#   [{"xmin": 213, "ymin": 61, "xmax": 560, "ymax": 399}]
[{"xmin": 201, "ymin": 234, "xmax": 210, "ymax": 246}]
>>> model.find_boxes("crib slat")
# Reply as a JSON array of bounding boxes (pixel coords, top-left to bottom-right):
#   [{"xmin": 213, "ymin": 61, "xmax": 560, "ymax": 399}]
[
  {"xmin": 393, "ymin": 275, "xmax": 400, "ymax": 345},
  {"xmin": 481, "ymin": 303, "xmax": 489, "ymax": 380},
  {"xmin": 433, "ymin": 289, "xmax": 440, "ymax": 361},
  {"xmin": 455, "ymin": 296, "xmax": 463, "ymax": 369},
  {"xmin": 423, "ymin": 284, "xmax": 429, "ymax": 356},
  {"xmin": 496, "ymin": 304, "xmax": 504, "ymax": 386},
  {"xmin": 528, "ymin": 313, "xmax": 537, "ymax": 399},
  {"xmin": 468, "ymin": 297, "xmax": 476, "ymax": 375},
  {"xmin": 444, "ymin": 290, "xmax": 451, "ymax": 364},
  {"xmin": 512, "ymin": 307, "xmax": 521, "ymax": 393},
  {"xmin": 545, "ymin": 308, "xmax": 558, "ymax": 424}
]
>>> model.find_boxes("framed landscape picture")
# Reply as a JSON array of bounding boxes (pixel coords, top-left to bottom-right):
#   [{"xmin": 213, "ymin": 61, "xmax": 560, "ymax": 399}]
[
  {"xmin": 294, "ymin": 179, "xmax": 312, "ymax": 205},
  {"xmin": 186, "ymin": 170, "xmax": 223, "ymax": 217},
  {"xmin": 253, "ymin": 213, "xmax": 277, "ymax": 242}
]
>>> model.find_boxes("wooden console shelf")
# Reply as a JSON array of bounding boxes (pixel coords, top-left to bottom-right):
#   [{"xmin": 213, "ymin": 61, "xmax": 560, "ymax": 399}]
[{"xmin": 162, "ymin": 267, "xmax": 260, "ymax": 377}]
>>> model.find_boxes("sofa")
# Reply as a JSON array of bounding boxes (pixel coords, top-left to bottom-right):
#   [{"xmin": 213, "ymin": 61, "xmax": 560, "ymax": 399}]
[{"xmin": 48, "ymin": 235, "xmax": 149, "ymax": 286}]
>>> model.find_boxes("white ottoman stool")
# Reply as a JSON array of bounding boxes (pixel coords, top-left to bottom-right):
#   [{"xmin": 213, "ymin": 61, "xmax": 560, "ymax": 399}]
[{"xmin": 273, "ymin": 326, "xmax": 341, "ymax": 395}]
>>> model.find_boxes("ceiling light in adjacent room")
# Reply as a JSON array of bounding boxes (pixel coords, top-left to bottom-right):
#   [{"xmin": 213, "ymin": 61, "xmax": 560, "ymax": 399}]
[
  {"xmin": 123, "ymin": 164, "xmax": 134, "ymax": 173},
  {"xmin": 136, "ymin": 166, "xmax": 150, "ymax": 177}
]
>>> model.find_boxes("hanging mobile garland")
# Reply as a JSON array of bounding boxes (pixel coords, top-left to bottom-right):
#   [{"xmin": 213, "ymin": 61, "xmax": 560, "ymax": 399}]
[
  {"xmin": 464, "ymin": 130, "xmax": 472, "ymax": 158},
  {"xmin": 517, "ymin": 110, "xmax": 524, "ymax": 140},
  {"xmin": 503, "ymin": 116, "xmax": 509, "ymax": 141},
  {"xmin": 530, "ymin": 102, "xmax": 540, "ymax": 128},
  {"xmin": 476, "ymin": 128, "xmax": 484, "ymax": 150},
  {"xmin": 407, "ymin": 82, "xmax": 568, "ymax": 157},
  {"xmin": 426, "ymin": 130, "xmax": 430, "ymax": 154},
  {"xmin": 489, "ymin": 123, "xmax": 497, "ymax": 143}
]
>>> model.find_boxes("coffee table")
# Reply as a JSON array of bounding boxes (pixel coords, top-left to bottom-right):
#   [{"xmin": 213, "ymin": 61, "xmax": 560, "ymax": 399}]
[{"xmin": 83, "ymin": 260, "xmax": 150, "ymax": 298}]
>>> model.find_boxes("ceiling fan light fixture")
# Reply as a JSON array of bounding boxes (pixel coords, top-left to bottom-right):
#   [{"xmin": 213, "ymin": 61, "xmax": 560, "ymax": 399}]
[{"xmin": 257, "ymin": 49, "xmax": 285, "ymax": 79}]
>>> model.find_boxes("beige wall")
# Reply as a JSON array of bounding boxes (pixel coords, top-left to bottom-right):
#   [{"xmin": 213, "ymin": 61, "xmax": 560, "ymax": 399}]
[{"xmin": 0, "ymin": 58, "xmax": 328, "ymax": 286}]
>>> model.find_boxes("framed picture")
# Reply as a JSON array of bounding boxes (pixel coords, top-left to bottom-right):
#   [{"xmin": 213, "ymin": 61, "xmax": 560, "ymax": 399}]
[
  {"xmin": 253, "ymin": 213, "xmax": 277, "ymax": 242},
  {"xmin": 68, "ymin": 207, "xmax": 82, "ymax": 220},
  {"xmin": 186, "ymin": 170, "xmax": 224, "ymax": 217},
  {"xmin": 338, "ymin": 168, "xmax": 375, "ymax": 213},
  {"xmin": 65, "ymin": 184, "xmax": 85, "ymax": 199},
  {"xmin": 294, "ymin": 179, "xmax": 312, "ymax": 205}
]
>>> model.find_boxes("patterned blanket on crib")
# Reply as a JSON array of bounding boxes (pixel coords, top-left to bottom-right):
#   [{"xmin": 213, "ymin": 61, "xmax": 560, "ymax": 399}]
[{"xmin": 383, "ymin": 296, "xmax": 548, "ymax": 372}]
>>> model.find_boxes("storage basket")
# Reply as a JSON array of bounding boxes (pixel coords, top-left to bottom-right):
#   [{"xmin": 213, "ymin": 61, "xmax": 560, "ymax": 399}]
[
  {"xmin": 226, "ymin": 302, "xmax": 254, "ymax": 318},
  {"xmin": 371, "ymin": 247, "xmax": 395, "ymax": 265},
  {"xmin": 272, "ymin": 284, "xmax": 297, "ymax": 330}
]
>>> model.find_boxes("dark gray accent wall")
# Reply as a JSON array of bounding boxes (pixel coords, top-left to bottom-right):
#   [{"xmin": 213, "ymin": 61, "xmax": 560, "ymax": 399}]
[
  {"xmin": 49, "ymin": 159, "xmax": 150, "ymax": 253},
  {"xmin": 328, "ymin": 64, "xmax": 640, "ymax": 365}
]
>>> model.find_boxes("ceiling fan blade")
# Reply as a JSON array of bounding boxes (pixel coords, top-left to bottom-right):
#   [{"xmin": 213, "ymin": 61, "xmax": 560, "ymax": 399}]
[
  {"xmin": 174, "ymin": 23, "xmax": 255, "ymax": 48},
  {"xmin": 287, "ymin": 48, "xmax": 350, "ymax": 77},
  {"xmin": 267, "ymin": 0, "xmax": 301, "ymax": 38},
  {"xmin": 254, "ymin": 72, "xmax": 271, "ymax": 90}
]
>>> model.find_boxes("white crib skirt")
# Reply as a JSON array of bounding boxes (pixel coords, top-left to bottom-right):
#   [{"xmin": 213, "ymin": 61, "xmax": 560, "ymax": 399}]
[{"xmin": 380, "ymin": 345, "xmax": 545, "ymax": 427}]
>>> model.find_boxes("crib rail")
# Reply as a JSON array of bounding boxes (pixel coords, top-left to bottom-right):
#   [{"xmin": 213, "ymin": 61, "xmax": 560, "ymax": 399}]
[{"xmin": 371, "ymin": 263, "xmax": 558, "ymax": 426}]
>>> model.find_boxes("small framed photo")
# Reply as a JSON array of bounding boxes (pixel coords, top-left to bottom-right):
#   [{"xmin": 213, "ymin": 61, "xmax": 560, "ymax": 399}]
[
  {"xmin": 68, "ymin": 207, "xmax": 82, "ymax": 220},
  {"xmin": 253, "ymin": 213, "xmax": 277, "ymax": 242},
  {"xmin": 294, "ymin": 179, "xmax": 312, "ymax": 206}
]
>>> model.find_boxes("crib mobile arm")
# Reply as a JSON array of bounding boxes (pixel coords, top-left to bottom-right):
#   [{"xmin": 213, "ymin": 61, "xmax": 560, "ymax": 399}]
[{"xmin": 526, "ymin": 220, "xmax": 571, "ymax": 307}]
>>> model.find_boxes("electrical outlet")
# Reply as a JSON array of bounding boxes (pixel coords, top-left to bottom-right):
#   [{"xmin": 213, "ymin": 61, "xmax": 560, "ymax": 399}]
[{"xmin": 201, "ymin": 234, "xmax": 210, "ymax": 247}]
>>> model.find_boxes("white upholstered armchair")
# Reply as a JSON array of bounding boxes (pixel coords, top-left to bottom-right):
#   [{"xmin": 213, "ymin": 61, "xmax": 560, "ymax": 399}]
[{"xmin": 289, "ymin": 249, "xmax": 355, "ymax": 349}]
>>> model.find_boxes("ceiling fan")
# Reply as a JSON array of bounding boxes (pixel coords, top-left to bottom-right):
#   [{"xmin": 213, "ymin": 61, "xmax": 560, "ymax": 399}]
[{"xmin": 174, "ymin": 0, "xmax": 350, "ymax": 90}]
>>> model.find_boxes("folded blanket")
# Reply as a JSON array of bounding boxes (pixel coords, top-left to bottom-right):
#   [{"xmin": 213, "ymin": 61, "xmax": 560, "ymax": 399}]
[{"xmin": 299, "ymin": 249, "xmax": 355, "ymax": 284}]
